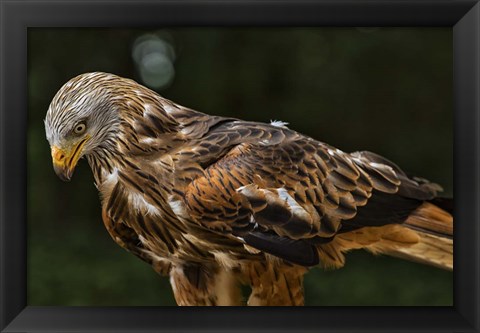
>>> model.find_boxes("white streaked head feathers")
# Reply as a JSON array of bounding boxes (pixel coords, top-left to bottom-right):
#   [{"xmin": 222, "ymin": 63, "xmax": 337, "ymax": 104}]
[{"xmin": 44, "ymin": 72, "xmax": 122, "ymax": 154}]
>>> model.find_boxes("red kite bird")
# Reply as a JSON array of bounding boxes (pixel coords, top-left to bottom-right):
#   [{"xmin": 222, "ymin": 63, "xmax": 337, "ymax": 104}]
[{"xmin": 45, "ymin": 72, "xmax": 453, "ymax": 306}]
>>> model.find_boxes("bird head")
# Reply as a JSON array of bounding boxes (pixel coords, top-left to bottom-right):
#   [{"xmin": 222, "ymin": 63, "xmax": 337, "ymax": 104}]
[{"xmin": 44, "ymin": 72, "xmax": 123, "ymax": 181}]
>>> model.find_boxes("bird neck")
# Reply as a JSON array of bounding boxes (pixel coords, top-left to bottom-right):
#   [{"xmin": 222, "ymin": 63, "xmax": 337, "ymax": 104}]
[
  {"xmin": 85, "ymin": 124, "xmax": 185, "ymax": 192},
  {"xmin": 86, "ymin": 144, "xmax": 123, "ymax": 187}
]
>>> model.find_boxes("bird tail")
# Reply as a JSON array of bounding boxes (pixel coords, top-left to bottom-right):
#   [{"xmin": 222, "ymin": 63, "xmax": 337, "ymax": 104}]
[{"xmin": 367, "ymin": 200, "xmax": 453, "ymax": 270}]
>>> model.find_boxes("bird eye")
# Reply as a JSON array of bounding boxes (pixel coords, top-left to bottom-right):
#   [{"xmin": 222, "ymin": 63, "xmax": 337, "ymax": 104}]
[{"xmin": 73, "ymin": 122, "xmax": 87, "ymax": 134}]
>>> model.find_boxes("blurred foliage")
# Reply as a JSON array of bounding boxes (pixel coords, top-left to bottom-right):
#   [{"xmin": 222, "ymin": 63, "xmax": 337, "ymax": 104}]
[{"xmin": 28, "ymin": 28, "xmax": 452, "ymax": 306}]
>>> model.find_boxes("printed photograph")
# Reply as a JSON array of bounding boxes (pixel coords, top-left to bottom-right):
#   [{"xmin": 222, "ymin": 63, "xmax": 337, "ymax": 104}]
[{"xmin": 28, "ymin": 28, "xmax": 453, "ymax": 306}]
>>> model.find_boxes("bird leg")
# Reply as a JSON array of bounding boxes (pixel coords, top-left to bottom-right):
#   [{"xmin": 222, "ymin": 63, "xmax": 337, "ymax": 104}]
[
  {"xmin": 169, "ymin": 264, "xmax": 243, "ymax": 306},
  {"xmin": 244, "ymin": 261, "xmax": 307, "ymax": 306}
]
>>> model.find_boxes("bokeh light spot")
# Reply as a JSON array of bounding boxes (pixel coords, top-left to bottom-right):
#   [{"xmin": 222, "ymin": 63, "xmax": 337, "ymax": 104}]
[{"xmin": 132, "ymin": 33, "xmax": 176, "ymax": 90}]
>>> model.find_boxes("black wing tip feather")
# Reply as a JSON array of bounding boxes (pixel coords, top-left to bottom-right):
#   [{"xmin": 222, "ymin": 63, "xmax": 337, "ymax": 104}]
[
  {"xmin": 243, "ymin": 232, "xmax": 320, "ymax": 267},
  {"xmin": 428, "ymin": 197, "xmax": 453, "ymax": 214}
]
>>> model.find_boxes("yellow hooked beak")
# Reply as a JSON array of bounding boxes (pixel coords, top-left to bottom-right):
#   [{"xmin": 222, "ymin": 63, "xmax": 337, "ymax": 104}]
[{"xmin": 51, "ymin": 136, "xmax": 90, "ymax": 181}]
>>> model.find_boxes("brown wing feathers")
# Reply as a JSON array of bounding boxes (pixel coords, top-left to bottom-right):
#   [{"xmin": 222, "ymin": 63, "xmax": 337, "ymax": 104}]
[{"xmin": 179, "ymin": 120, "xmax": 450, "ymax": 268}]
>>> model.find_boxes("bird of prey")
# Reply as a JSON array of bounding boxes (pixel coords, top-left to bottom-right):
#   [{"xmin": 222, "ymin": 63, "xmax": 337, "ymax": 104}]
[{"xmin": 45, "ymin": 72, "xmax": 453, "ymax": 306}]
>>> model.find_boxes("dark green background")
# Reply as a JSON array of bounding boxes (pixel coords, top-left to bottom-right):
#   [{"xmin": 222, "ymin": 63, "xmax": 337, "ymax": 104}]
[{"xmin": 28, "ymin": 28, "xmax": 453, "ymax": 306}]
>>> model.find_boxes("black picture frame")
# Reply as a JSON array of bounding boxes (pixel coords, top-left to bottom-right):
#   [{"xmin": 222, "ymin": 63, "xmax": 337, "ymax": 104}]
[{"xmin": 1, "ymin": 0, "xmax": 479, "ymax": 332}]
